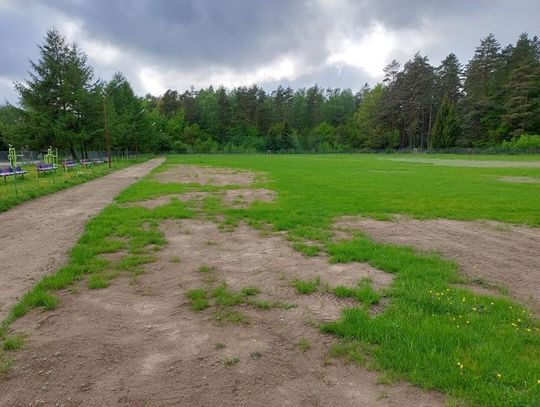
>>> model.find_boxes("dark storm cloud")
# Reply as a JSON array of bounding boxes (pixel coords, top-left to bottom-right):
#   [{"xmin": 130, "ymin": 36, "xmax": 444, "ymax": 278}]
[{"xmin": 1, "ymin": 0, "xmax": 540, "ymax": 101}]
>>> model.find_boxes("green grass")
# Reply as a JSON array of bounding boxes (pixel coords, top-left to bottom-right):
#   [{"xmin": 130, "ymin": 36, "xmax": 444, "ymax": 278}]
[
  {"xmin": 332, "ymin": 280, "xmax": 381, "ymax": 305},
  {"xmin": 2, "ymin": 335, "xmax": 24, "ymax": 351},
  {"xmin": 211, "ymin": 284, "xmax": 244, "ymax": 307},
  {"xmin": 223, "ymin": 356, "xmax": 240, "ymax": 367},
  {"xmin": 186, "ymin": 288, "xmax": 210, "ymax": 311},
  {"xmin": 298, "ymin": 338, "xmax": 311, "ymax": 352},
  {"xmin": 3, "ymin": 153, "xmax": 539, "ymax": 406},
  {"xmin": 0, "ymin": 157, "xmax": 150, "ymax": 213},
  {"xmin": 198, "ymin": 265, "xmax": 216, "ymax": 273},
  {"xmin": 292, "ymin": 276, "xmax": 321, "ymax": 294},
  {"xmin": 241, "ymin": 286, "xmax": 261, "ymax": 296}
]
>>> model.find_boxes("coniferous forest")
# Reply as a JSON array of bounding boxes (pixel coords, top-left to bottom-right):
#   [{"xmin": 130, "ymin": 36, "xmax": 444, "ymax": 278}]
[{"xmin": 1, "ymin": 29, "xmax": 540, "ymax": 156}]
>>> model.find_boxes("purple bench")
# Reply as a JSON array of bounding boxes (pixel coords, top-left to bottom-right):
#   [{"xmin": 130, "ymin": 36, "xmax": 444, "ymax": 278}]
[
  {"xmin": 62, "ymin": 160, "xmax": 78, "ymax": 168},
  {"xmin": 1, "ymin": 166, "xmax": 28, "ymax": 183},
  {"xmin": 36, "ymin": 162, "xmax": 56, "ymax": 174},
  {"xmin": 93, "ymin": 158, "xmax": 105, "ymax": 165},
  {"xmin": 80, "ymin": 159, "xmax": 93, "ymax": 166}
]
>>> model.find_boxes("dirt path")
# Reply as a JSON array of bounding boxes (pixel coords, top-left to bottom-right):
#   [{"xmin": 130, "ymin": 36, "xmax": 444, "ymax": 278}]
[
  {"xmin": 1, "ymin": 218, "xmax": 443, "ymax": 406},
  {"xmin": 334, "ymin": 216, "xmax": 540, "ymax": 314},
  {"xmin": 0, "ymin": 158, "xmax": 164, "ymax": 321}
]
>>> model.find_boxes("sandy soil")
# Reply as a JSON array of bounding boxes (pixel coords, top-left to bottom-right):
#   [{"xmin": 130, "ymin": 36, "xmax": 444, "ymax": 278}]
[
  {"xmin": 388, "ymin": 157, "xmax": 540, "ymax": 168},
  {"xmin": 126, "ymin": 188, "xmax": 276, "ymax": 210},
  {"xmin": 498, "ymin": 176, "xmax": 540, "ymax": 184},
  {"xmin": 155, "ymin": 165, "xmax": 256, "ymax": 185},
  {"xmin": 0, "ymin": 158, "xmax": 164, "ymax": 321},
  {"xmin": 334, "ymin": 216, "xmax": 540, "ymax": 314},
  {"xmin": 0, "ymin": 219, "xmax": 443, "ymax": 406}
]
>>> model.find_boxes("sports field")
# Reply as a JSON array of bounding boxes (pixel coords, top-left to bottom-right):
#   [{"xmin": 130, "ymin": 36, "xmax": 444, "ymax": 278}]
[{"xmin": 1, "ymin": 154, "xmax": 539, "ymax": 406}]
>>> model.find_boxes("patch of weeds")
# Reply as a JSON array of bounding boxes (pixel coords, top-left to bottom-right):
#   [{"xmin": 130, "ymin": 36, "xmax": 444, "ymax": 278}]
[
  {"xmin": 202, "ymin": 273, "xmax": 218, "ymax": 285},
  {"xmin": 328, "ymin": 340, "xmax": 367, "ymax": 365},
  {"xmin": 223, "ymin": 357, "xmax": 240, "ymax": 368},
  {"xmin": 88, "ymin": 274, "xmax": 110, "ymax": 289},
  {"xmin": 298, "ymin": 338, "xmax": 311, "ymax": 352},
  {"xmin": 274, "ymin": 302, "xmax": 298, "ymax": 310},
  {"xmin": 215, "ymin": 342, "xmax": 226, "ymax": 350},
  {"xmin": 2, "ymin": 335, "xmax": 24, "ymax": 351},
  {"xmin": 249, "ymin": 300, "xmax": 272, "ymax": 310},
  {"xmin": 496, "ymin": 284, "xmax": 509, "ymax": 295},
  {"xmin": 186, "ymin": 288, "xmax": 210, "ymax": 311},
  {"xmin": 0, "ymin": 354, "xmax": 13, "ymax": 375},
  {"xmin": 292, "ymin": 276, "xmax": 321, "ymax": 295},
  {"xmin": 250, "ymin": 351, "xmax": 262, "ymax": 360},
  {"xmin": 212, "ymin": 284, "xmax": 244, "ymax": 307},
  {"xmin": 293, "ymin": 242, "xmax": 321, "ymax": 257},
  {"xmin": 199, "ymin": 265, "xmax": 216, "ymax": 273},
  {"xmin": 170, "ymin": 256, "xmax": 181, "ymax": 263},
  {"xmin": 213, "ymin": 309, "xmax": 246, "ymax": 325},
  {"xmin": 241, "ymin": 286, "xmax": 261, "ymax": 296},
  {"xmin": 206, "ymin": 240, "xmax": 217, "ymax": 246}
]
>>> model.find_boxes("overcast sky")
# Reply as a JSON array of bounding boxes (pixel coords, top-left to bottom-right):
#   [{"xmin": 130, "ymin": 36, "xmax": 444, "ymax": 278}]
[{"xmin": 1, "ymin": 0, "xmax": 539, "ymax": 103}]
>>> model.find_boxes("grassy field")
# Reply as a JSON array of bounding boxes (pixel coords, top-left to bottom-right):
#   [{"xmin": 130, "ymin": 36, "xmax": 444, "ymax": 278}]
[
  {"xmin": 1, "ymin": 153, "xmax": 539, "ymax": 406},
  {"xmin": 0, "ymin": 157, "xmax": 150, "ymax": 213}
]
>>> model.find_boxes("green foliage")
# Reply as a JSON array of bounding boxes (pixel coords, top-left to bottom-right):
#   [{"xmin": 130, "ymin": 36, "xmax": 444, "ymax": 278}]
[
  {"xmin": 430, "ymin": 95, "xmax": 460, "ymax": 148},
  {"xmin": 501, "ymin": 133, "xmax": 540, "ymax": 149},
  {"xmin": 186, "ymin": 289, "xmax": 210, "ymax": 311},
  {"xmin": 2, "ymin": 335, "xmax": 24, "ymax": 351},
  {"xmin": 292, "ymin": 276, "xmax": 321, "ymax": 295},
  {"xmin": 297, "ymin": 338, "xmax": 311, "ymax": 352}
]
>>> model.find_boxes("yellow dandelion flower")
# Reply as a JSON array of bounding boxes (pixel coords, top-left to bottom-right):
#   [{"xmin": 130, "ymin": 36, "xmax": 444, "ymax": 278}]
[{"xmin": 497, "ymin": 373, "xmax": 502, "ymax": 379}]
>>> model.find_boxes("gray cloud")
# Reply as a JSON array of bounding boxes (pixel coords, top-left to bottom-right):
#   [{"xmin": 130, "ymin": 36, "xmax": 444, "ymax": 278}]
[{"xmin": 1, "ymin": 0, "xmax": 539, "ymax": 102}]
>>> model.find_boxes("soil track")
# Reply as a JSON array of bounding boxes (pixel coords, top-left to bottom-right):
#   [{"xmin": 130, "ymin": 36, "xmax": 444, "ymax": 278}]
[
  {"xmin": 1, "ymin": 218, "xmax": 443, "ymax": 406},
  {"xmin": 0, "ymin": 158, "xmax": 164, "ymax": 321},
  {"xmin": 334, "ymin": 216, "xmax": 540, "ymax": 314}
]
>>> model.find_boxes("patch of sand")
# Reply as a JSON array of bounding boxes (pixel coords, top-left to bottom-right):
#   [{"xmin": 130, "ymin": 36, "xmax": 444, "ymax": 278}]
[
  {"xmin": 155, "ymin": 165, "xmax": 256, "ymax": 185},
  {"xmin": 334, "ymin": 215, "xmax": 540, "ymax": 314},
  {"xmin": 0, "ymin": 220, "xmax": 443, "ymax": 406},
  {"xmin": 0, "ymin": 158, "xmax": 164, "ymax": 321},
  {"xmin": 388, "ymin": 157, "xmax": 540, "ymax": 168},
  {"xmin": 498, "ymin": 176, "xmax": 540, "ymax": 184},
  {"xmin": 223, "ymin": 188, "xmax": 276, "ymax": 208}
]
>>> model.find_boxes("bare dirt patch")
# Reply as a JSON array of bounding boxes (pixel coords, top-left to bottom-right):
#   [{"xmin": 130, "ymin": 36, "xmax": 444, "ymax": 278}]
[
  {"xmin": 124, "ymin": 192, "xmax": 212, "ymax": 209},
  {"xmin": 155, "ymin": 164, "xmax": 256, "ymax": 185},
  {"xmin": 334, "ymin": 215, "xmax": 540, "ymax": 314},
  {"xmin": 0, "ymin": 158, "xmax": 164, "ymax": 321},
  {"xmin": 498, "ymin": 176, "xmax": 540, "ymax": 184},
  {"xmin": 223, "ymin": 188, "xmax": 276, "ymax": 208},
  {"xmin": 0, "ymin": 220, "xmax": 443, "ymax": 406},
  {"xmin": 388, "ymin": 157, "xmax": 540, "ymax": 168}
]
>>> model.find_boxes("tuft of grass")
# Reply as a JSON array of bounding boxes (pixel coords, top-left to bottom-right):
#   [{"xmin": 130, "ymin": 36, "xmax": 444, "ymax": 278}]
[
  {"xmin": 87, "ymin": 274, "xmax": 110, "ymax": 289},
  {"xmin": 241, "ymin": 286, "xmax": 261, "ymax": 296},
  {"xmin": 213, "ymin": 309, "xmax": 246, "ymax": 325},
  {"xmin": 0, "ymin": 354, "xmax": 13, "ymax": 375},
  {"xmin": 332, "ymin": 280, "xmax": 381, "ymax": 305},
  {"xmin": 274, "ymin": 302, "xmax": 298, "ymax": 310},
  {"xmin": 328, "ymin": 340, "xmax": 367, "ymax": 365},
  {"xmin": 170, "ymin": 256, "xmax": 181, "ymax": 263},
  {"xmin": 298, "ymin": 338, "xmax": 311, "ymax": 352},
  {"xmin": 223, "ymin": 357, "xmax": 240, "ymax": 367},
  {"xmin": 215, "ymin": 342, "xmax": 226, "ymax": 350},
  {"xmin": 198, "ymin": 265, "xmax": 216, "ymax": 273},
  {"xmin": 2, "ymin": 335, "xmax": 24, "ymax": 351},
  {"xmin": 250, "ymin": 351, "xmax": 262, "ymax": 360},
  {"xmin": 249, "ymin": 300, "xmax": 272, "ymax": 310},
  {"xmin": 292, "ymin": 276, "xmax": 321, "ymax": 295},
  {"xmin": 293, "ymin": 242, "xmax": 321, "ymax": 257},
  {"xmin": 186, "ymin": 288, "xmax": 210, "ymax": 311},
  {"xmin": 212, "ymin": 284, "xmax": 244, "ymax": 307}
]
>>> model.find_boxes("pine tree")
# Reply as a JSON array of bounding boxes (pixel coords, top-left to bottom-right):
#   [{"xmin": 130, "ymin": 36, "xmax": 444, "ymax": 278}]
[
  {"xmin": 430, "ymin": 95, "xmax": 459, "ymax": 148},
  {"xmin": 15, "ymin": 29, "xmax": 96, "ymax": 156}
]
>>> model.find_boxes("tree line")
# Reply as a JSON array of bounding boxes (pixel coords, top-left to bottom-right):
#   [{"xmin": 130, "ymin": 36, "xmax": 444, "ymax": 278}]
[{"xmin": 1, "ymin": 29, "xmax": 539, "ymax": 156}]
